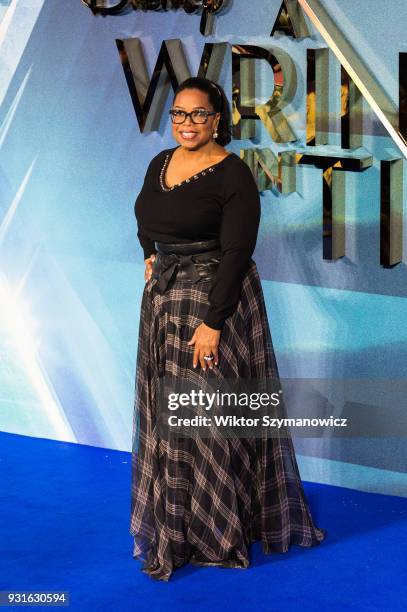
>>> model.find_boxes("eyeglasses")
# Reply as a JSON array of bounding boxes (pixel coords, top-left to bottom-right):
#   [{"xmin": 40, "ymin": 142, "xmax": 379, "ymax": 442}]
[{"xmin": 169, "ymin": 109, "xmax": 217, "ymax": 124}]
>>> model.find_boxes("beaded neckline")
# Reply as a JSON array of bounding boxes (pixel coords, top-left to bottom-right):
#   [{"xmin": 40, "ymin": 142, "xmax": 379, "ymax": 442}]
[{"xmin": 159, "ymin": 147, "xmax": 234, "ymax": 192}]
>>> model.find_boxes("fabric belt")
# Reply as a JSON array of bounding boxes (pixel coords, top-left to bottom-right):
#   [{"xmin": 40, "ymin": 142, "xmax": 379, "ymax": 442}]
[{"xmin": 152, "ymin": 239, "xmax": 222, "ymax": 294}]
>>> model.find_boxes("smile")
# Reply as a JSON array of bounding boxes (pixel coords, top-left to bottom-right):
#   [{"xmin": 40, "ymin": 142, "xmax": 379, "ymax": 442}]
[{"xmin": 179, "ymin": 131, "xmax": 198, "ymax": 140}]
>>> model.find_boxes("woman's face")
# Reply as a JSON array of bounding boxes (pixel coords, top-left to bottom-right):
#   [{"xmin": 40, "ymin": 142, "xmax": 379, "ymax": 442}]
[{"xmin": 171, "ymin": 88, "xmax": 220, "ymax": 151}]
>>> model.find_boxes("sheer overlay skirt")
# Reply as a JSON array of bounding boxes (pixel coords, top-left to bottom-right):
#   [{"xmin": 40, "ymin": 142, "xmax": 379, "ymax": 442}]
[{"xmin": 130, "ymin": 259, "xmax": 327, "ymax": 581}]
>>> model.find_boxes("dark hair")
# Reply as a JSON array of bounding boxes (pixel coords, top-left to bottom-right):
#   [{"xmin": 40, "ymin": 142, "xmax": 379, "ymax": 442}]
[{"xmin": 172, "ymin": 76, "xmax": 232, "ymax": 146}]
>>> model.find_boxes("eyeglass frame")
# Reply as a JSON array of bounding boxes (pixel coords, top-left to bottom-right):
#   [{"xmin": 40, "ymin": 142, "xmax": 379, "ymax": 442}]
[{"xmin": 169, "ymin": 108, "xmax": 218, "ymax": 124}]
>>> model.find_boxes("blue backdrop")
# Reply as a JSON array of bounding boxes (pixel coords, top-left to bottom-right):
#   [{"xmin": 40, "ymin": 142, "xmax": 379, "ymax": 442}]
[{"xmin": 0, "ymin": 0, "xmax": 406, "ymax": 496}]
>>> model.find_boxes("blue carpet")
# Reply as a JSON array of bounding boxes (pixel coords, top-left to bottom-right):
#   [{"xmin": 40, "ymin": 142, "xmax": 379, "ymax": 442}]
[{"xmin": 0, "ymin": 431, "xmax": 406, "ymax": 611}]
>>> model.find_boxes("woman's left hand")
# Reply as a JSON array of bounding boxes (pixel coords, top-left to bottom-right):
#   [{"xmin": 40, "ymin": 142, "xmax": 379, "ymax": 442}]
[{"xmin": 187, "ymin": 323, "xmax": 221, "ymax": 370}]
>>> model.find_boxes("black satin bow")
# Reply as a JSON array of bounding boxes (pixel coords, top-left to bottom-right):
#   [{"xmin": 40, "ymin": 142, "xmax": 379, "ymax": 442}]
[{"xmin": 155, "ymin": 253, "xmax": 202, "ymax": 294}]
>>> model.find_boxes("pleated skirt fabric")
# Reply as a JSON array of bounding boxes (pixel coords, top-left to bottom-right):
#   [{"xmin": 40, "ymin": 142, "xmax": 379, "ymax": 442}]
[{"xmin": 130, "ymin": 259, "xmax": 327, "ymax": 581}]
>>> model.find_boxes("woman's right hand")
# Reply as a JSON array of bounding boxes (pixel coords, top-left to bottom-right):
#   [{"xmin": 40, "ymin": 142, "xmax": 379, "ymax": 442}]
[{"xmin": 144, "ymin": 254, "xmax": 156, "ymax": 282}]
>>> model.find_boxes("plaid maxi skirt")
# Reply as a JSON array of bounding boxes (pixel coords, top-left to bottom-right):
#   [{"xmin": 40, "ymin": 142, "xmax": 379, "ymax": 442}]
[{"xmin": 130, "ymin": 241, "xmax": 327, "ymax": 581}]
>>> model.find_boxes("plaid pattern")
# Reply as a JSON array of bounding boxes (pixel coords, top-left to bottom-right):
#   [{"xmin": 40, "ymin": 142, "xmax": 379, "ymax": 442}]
[{"xmin": 130, "ymin": 259, "xmax": 327, "ymax": 581}]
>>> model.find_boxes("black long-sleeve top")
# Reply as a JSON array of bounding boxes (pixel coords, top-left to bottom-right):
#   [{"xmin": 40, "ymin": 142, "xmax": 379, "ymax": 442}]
[{"xmin": 134, "ymin": 146, "xmax": 261, "ymax": 330}]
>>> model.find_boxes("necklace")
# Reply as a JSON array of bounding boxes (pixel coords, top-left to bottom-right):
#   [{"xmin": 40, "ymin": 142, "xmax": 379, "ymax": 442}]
[{"xmin": 159, "ymin": 149, "xmax": 231, "ymax": 192}]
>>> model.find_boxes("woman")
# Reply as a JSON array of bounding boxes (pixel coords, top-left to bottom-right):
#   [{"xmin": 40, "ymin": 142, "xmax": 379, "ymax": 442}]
[{"xmin": 131, "ymin": 76, "xmax": 327, "ymax": 581}]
